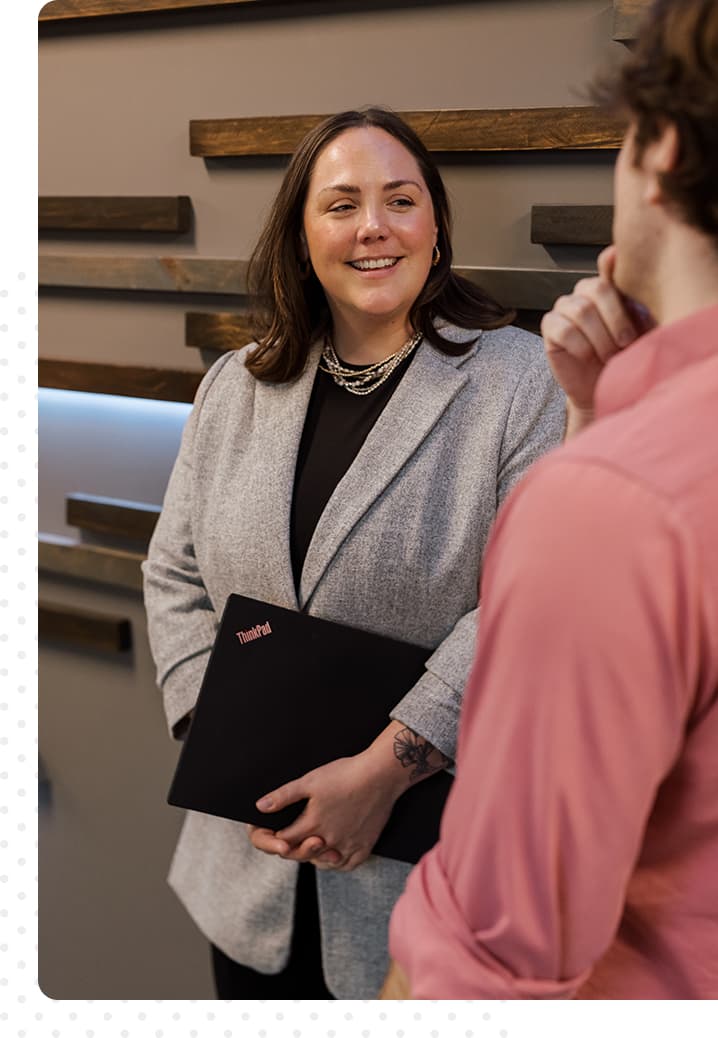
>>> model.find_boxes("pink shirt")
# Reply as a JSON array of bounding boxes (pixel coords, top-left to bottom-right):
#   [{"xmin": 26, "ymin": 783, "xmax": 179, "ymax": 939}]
[{"xmin": 389, "ymin": 305, "xmax": 718, "ymax": 999}]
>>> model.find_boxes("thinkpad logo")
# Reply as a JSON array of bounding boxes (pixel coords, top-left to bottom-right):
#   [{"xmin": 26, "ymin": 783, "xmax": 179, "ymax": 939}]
[{"xmin": 235, "ymin": 620, "xmax": 273, "ymax": 645}]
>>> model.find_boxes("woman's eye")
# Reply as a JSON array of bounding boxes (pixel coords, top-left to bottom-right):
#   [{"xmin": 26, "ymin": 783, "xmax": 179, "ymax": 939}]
[
  {"xmin": 391, "ymin": 198, "xmax": 415, "ymax": 208},
  {"xmin": 329, "ymin": 203, "xmax": 355, "ymax": 213}
]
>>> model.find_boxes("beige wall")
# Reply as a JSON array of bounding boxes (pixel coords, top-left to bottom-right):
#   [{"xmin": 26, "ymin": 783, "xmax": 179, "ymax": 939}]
[{"xmin": 40, "ymin": 0, "xmax": 622, "ymax": 370}]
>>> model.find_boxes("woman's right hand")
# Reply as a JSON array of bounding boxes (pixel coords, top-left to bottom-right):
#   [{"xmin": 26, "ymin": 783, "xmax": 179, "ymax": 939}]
[{"xmin": 540, "ymin": 246, "xmax": 652, "ymax": 435}]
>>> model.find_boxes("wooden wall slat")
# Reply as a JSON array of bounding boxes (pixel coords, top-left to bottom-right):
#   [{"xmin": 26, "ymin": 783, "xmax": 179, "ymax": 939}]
[
  {"xmin": 456, "ymin": 266, "xmax": 588, "ymax": 311},
  {"xmin": 530, "ymin": 204, "xmax": 613, "ymax": 246},
  {"xmin": 39, "ymin": 0, "xmax": 259, "ymax": 21},
  {"xmin": 39, "ymin": 254, "xmax": 589, "ymax": 312},
  {"xmin": 612, "ymin": 0, "xmax": 651, "ymax": 41},
  {"xmin": 39, "ymin": 196, "xmax": 192, "ymax": 233},
  {"xmin": 185, "ymin": 305, "xmax": 557, "ymax": 347},
  {"xmin": 39, "ymin": 536, "xmax": 145, "ymax": 590},
  {"xmin": 190, "ymin": 107, "xmax": 625, "ymax": 157},
  {"xmin": 66, "ymin": 493, "xmax": 161, "ymax": 542},
  {"xmin": 39, "ymin": 359, "xmax": 202, "ymax": 403},
  {"xmin": 185, "ymin": 311, "xmax": 254, "ymax": 351},
  {"xmin": 39, "ymin": 601, "xmax": 132, "ymax": 652},
  {"xmin": 39, "ymin": 255, "xmax": 249, "ymax": 294}
]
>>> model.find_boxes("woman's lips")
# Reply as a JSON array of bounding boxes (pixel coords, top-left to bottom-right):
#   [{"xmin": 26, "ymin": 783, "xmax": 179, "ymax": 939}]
[{"xmin": 347, "ymin": 257, "xmax": 402, "ymax": 276}]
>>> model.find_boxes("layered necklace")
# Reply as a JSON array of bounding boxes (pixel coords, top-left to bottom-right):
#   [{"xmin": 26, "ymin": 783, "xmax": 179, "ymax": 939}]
[{"xmin": 320, "ymin": 330, "xmax": 423, "ymax": 396}]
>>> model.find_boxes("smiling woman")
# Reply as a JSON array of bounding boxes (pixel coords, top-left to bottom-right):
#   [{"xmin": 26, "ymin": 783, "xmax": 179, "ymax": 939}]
[
  {"xmin": 246, "ymin": 107, "xmax": 511, "ymax": 382},
  {"xmin": 300, "ymin": 127, "xmax": 438, "ymax": 361},
  {"xmin": 142, "ymin": 106, "xmax": 566, "ymax": 999}
]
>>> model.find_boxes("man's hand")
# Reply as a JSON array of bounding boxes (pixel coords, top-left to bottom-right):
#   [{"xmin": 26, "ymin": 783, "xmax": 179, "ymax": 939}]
[
  {"xmin": 379, "ymin": 959, "xmax": 412, "ymax": 999},
  {"xmin": 541, "ymin": 246, "xmax": 653, "ymax": 437}
]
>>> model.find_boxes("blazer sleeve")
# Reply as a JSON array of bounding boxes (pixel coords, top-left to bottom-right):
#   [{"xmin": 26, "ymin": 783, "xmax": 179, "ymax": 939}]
[
  {"xmin": 389, "ymin": 346, "xmax": 565, "ymax": 761},
  {"xmin": 142, "ymin": 352, "xmax": 235, "ymax": 739}
]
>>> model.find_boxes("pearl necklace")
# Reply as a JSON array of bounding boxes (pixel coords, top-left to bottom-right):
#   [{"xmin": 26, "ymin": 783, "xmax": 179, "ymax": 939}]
[{"xmin": 319, "ymin": 330, "xmax": 423, "ymax": 396}]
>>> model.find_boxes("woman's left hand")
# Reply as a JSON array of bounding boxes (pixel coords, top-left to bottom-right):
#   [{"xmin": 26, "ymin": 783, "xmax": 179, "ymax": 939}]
[{"xmin": 248, "ymin": 750, "xmax": 406, "ymax": 872}]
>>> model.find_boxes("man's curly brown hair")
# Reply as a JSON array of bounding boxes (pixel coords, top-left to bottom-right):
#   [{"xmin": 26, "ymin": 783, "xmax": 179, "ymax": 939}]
[{"xmin": 593, "ymin": 0, "xmax": 718, "ymax": 244}]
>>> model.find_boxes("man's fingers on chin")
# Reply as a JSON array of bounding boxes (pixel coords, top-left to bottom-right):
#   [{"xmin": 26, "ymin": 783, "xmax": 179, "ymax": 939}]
[
  {"xmin": 542, "ymin": 311, "xmax": 580, "ymax": 352},
  {"xmin": 597, "ymin": 244, "xmax": 617, "ymax": 280}
]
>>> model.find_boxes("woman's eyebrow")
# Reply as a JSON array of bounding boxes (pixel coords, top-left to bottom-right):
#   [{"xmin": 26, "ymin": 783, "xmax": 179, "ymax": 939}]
[
  {"xmin": 317, "ymin": 183, "xmax": 360, "ymax": 197},
  {"xmin": 384, "ymin": 179, "xmax": 423, "ymax": 192},
  {"xmin": 317, "ymin": 179, "xmax": 423, "ymax": 197}
]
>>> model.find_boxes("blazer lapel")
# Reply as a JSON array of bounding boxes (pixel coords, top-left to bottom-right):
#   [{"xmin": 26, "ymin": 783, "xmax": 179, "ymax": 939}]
[
  {"xmin": 299, "ymin": 333, "xmax": 479, "ymax": 608},
  {"xmin": 249, "ymin": 341, "xmax": 322, "ymax": 609}
]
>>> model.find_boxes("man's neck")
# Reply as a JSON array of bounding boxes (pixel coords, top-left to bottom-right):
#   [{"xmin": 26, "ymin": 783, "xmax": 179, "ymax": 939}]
[{"xmin": 649, "ymin": 229, "xmax": 718, "ymax": 326}]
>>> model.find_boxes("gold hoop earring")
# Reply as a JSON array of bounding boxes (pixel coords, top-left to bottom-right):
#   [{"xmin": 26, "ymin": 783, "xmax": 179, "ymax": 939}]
[
  {"xmin": 298, "ymin": 258, "xmax": 312, "ymax": 281},
  {"xmin": 431, "ymin": 245, "xmax": 441, "ymax": 267}
]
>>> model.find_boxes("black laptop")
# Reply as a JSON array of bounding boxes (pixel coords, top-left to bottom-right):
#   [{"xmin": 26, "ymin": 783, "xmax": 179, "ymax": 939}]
[{"xmin": 167, "ymin": 593, "xmax": 453, "ymax": 864}]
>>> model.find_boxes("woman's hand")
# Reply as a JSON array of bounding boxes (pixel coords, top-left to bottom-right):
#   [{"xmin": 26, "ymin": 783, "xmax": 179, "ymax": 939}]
[
  {"xmin": 248, "ymin": 750, "xmax": 404, "ymax": 871},
  {"xmin": 541, "ymin": 246, "xmax": 653, "ymax": 436},
  {"xmin": 247, "ymin": 720, "xmax": 449, "ymax": 872}
]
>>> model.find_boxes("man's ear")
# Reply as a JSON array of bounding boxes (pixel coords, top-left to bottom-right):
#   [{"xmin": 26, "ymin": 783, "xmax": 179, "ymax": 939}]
[{"xmin": 644, "ymin": 121, "xmax": 680, "ymax": 205}]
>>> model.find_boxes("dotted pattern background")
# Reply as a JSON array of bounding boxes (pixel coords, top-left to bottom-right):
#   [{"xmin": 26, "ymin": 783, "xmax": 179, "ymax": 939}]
[{"xmin": 4, "ymin": 1, "xmax": 716, "ymax": 1034}]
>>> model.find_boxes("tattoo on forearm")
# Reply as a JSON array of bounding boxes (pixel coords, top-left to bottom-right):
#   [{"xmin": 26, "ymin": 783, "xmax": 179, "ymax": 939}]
[{"xmin": 393, "ymin": 727, "xmax": 452, "ymax": 782}]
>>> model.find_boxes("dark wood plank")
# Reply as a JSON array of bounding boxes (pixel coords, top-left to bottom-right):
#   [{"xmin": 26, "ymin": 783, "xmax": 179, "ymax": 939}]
[
  {"xmin": 39, "ymin": 359, "xmax": 203, "ymax": 403},
  {"xmin": 39, "ymin": 196, "xmax": 192, "ymax": 233},
  {"xmin": 183, "ymin": 305, "xmax": 558, "ymax": 349},
  {"xmin": 190, "ymin": 107, "xmax": 625, "ymax": 157},
  {"xmin": 66, "ymin": 493, "xmax": 160, "ymax": 543},
  {"xmin": 185, "ymin": 311, "xmax": 254, "ymax": 351},
  {"xmin": 613, "ymin": 0, "xmax": 651, "ymax": 41},
  {"xmin": 457, "ymin": 266, "xmax": 590, "ymax": 311},
  {"xmin": 38, "ymin": 536, "xmax": 145, "ymax": 590},
  {"xmin": 38, "ymin": 754, "xmax": 52, "ymax": 808},
  {"xmin": 39, "ymin": 601, "xmax": 132, "ymax": 652},
  {"xmin": 39, "ymin": 254, "xmax": 590, "ymax": 314},
  {"xmin": 39, "ymin": 0, "xmax": 258, "ymax": 21},
  {"xmin": 530, "ymin": 205, "xmax": 613, "ymax": 246},
  {"xmin": 39, "ymin": 255, "xmax": 249, "ymax": 294}
]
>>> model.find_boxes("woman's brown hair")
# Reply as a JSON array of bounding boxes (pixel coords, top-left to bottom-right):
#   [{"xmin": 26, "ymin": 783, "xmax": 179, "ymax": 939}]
[
  {"xmin": 245, "ymin": 107, "xmax": 513, "ymax": 383},
  {"xmin": 593, "ymin": 0, "xmax": 718, "ymax": 244}
]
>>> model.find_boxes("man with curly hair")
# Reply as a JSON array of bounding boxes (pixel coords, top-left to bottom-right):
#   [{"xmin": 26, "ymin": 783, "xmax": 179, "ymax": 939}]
[{"xmin": 383, "ymin": 0, "xmax": 718, "ymax": 999}]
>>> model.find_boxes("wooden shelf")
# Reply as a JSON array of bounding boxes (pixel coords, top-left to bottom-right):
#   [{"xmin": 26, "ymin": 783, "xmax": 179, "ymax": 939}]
[
  {"xmin": 457, "ymin": 266, "xmax": 590, "ymax": 311},
  {"xmin": 39, "ymin": 536, "xmax": 145, "ymax": 591},
  {"xmin": 612, "ymin": 0, "xmax": 651, "ymax": 41},
  {"xmin": 190, "ymin": 107, "xmax": 626, "ymax": 157},
  {"xmin": 39, "ymin": 196, "xmax": 192, "ymax": 233},
  {"xmin": 531, "ymin": 205, "xmax": 613, "ymax": 246},
  {"xmin": 39, "ymin": 254, "xmax": 590, "ymax": 316},
  {"xmin": 39, "ymin": 600, "xmax": 132, "ymax": 652},
  {"xmin": 66, "ymin": 493, "xmax": 161, "ymax": 543},
  {"xmin": 39, "ymin": 255, "xmax": 249, "ymax": 294},
  {"xmin": 39, "ymin": 0, "xmax": 261, "ymax": 21},
  {"xmin": 185, "ymin": 311, "xmax": 254, "ymax": 351},
  {"xmin": 39, "ymin": 359, "xmax": 203, "ymax": 403}
]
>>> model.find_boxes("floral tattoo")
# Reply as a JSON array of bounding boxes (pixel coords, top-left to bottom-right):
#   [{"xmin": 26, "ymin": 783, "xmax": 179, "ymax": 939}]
[{"xmin": 393, "ymin": 727, "xmax": 451, "ymax": 782}]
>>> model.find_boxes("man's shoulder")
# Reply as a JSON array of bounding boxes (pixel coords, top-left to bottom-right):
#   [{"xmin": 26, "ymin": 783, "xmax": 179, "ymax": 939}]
[{"xmin": 570, "ymin": 358, "xmax": 718, "ymax": 505}]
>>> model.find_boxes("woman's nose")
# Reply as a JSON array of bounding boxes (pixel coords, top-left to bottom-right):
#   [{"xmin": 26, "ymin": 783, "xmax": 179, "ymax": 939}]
[{"xmin": 357, "ymin": 204, "xmax": 388, "ymax": 241}]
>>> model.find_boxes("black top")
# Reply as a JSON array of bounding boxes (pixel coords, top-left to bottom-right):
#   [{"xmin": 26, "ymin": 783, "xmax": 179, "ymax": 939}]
[{"xmin": 290, "ymin": 345, "xmax": 419, "ymax": 591}]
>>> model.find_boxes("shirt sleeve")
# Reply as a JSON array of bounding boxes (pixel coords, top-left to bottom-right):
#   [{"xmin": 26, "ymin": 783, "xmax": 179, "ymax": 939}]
[{"xmin": 389, "ymin": 456, "xmax": 697, "ymax": 998}]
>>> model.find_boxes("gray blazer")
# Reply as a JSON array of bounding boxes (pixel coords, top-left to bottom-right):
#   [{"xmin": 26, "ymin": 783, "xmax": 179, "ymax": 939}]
[{"xmin": 142, "ymin": 323, "xmax": 565, "ymax": 998}]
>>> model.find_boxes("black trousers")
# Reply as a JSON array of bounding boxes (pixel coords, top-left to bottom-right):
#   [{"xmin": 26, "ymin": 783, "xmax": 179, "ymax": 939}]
[{"xmin": 211, "ymin": 862, "xmax": 335, "ymax": 999}]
